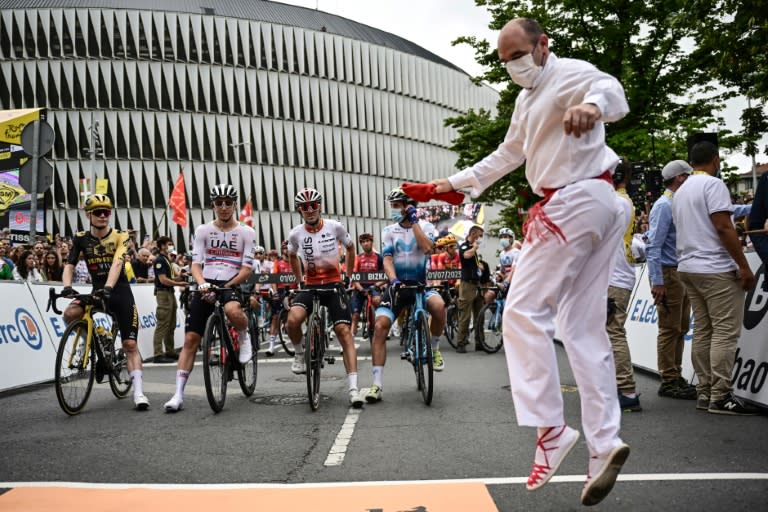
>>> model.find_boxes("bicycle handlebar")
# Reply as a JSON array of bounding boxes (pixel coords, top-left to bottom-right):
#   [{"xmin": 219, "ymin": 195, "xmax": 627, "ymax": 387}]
[{"xmin": 46, "ymin": 287, "xmax": 106, "ymax": 315}]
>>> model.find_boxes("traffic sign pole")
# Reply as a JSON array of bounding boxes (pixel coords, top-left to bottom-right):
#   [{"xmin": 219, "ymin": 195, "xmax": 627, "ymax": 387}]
[{"xmin": 29, "ymin": 120, "xmax": 40, "ymax": 241}]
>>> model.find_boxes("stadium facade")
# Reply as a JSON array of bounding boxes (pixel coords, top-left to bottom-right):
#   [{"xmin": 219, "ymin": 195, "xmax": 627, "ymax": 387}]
[{"xmin": 0, "ymin": 0, "xmax": 498, "ymax": 251}]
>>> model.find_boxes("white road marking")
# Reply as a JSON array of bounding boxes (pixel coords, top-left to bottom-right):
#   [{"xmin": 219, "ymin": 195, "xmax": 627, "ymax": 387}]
[
  {"xmin": 3, "ymin": 473, "xmax": 768, "ymax": 490},
  {"xmin": 323, "ymin": 407, "xmax": 363, "ymax": 467}
]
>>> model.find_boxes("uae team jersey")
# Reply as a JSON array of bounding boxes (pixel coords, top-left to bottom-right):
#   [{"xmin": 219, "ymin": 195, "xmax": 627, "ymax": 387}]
[
  {"xmin": 191, "ymin": 222, "xmax": 257, "ymax": 281},
  {"xmin": 381, "ymin": 220, "xmax": 437, "ymax": 282},
  {"xmin": 287, "ymin": 219, "xmax": 352, "ymax": 285}
]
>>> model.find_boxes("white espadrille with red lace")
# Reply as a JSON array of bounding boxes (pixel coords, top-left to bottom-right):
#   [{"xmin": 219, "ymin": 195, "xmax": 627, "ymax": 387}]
[
  {"xmin": 581, "ymin": 443, "xmax": 630, "ymax": 506},
  {"xmin": 526, "ymin": 425, "xmax": 580, "ymax": 491}
]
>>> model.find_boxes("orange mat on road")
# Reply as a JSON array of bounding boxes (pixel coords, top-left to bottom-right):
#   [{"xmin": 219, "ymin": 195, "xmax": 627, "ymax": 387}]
[{"xmin": 0, "ymin": 482, "xmax": 498, "ymax": 512}]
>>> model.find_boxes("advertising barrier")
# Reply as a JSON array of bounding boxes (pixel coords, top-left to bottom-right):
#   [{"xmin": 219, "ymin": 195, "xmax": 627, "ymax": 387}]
[
  {"xmin": 3, "ymin": 257, "xmax": 768, "ymax": 408},
  {"xmin": 625, "ymin": 251, "xmax": 768, "ymax": 406},
  {"xmin": 1, "ymin": 282, "xmax": 184, "ymax": 392}
]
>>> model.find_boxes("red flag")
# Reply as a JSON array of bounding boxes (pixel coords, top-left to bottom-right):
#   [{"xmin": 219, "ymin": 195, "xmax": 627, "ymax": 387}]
[
  {"xmin": 169, "ymin": 171, "xmax": 187, "ymax": 227},
  {"xmin": 240, "ymin": 198, "xmax": 254, "ymax": 227}
]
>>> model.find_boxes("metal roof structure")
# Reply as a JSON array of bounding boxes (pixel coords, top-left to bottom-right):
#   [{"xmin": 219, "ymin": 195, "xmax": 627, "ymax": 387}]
[{"xmin": 0, "ymin": 0, "xmax": 464, "ymax": 73}]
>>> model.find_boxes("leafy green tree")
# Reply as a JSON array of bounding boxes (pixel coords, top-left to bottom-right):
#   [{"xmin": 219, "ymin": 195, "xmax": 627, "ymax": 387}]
[{"xmin": 447, "ymin": 0, "xmax": 750, "ymax": 233}]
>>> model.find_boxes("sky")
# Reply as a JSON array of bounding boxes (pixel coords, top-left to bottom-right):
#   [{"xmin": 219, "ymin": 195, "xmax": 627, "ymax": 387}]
[{"xmin": 277, "ymin": 0, "xmax": 764, "ymax": 178}]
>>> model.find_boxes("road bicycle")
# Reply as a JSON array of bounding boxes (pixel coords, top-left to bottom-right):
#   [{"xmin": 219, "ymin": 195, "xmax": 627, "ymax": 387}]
[
  {"xmin": 296, "ymin": 287, "xmax": 338, "ymax": 411},
  {"xmin": 47, "ymin": 288, "xmax": 131, "ymax": 416},
  {"xmin": 436, "ymin": 283, "xmax": 459, "ymax": 349},
  {"xmin": 200, "ymin": 286, "xmax": 258, "ymax": 413},
  {"xmin": 475, "ymin": 286, "xmax": 505, "ymax": 353},
  {"xmin": 397, "ymin": 283, "xmax": 435, "ymax": 405}
]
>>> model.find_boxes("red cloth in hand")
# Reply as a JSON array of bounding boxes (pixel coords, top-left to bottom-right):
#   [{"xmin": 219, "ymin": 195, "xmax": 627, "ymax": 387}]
[{"xmin": 401, "ymin": 183, "xmax": 465, "ymax": 205}]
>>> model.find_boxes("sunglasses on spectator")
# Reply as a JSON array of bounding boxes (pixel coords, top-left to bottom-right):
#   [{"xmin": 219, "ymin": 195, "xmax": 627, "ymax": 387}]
[
  {"xmin": 213, "ymin": 199, "xmax": 234, "ymax": 207},
  {"xmin": 91, "ymin": 209, "xmax": 112, "ymax": 218},
  {"xmin": 298, "ymin": 201, "xmax": 320, "ymax": 213}
]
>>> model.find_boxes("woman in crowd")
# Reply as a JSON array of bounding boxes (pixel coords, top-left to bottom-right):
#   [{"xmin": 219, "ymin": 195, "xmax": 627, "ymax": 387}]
[
  {"xmin": 12, "ymin": 250, "xmax": 44, "ymax": 282},
  {"xmin": 42, "ymin": 250, "xmax": 64, "ymax": 281}
]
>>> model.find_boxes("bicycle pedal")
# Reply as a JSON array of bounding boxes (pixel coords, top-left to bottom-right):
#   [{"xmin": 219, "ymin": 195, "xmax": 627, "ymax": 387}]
[{"xmin": 327, "ymin": 357, "xmax": 335, "ymax": 364}]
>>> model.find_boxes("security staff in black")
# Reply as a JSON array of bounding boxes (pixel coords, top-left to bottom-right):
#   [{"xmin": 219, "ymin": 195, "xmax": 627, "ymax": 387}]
[
  {"xmin": 456, "ymin": 224, "xmax": 486, "ymax": 352},
  {"xmin": 152, "ymin": 236, "xmax": 188, "ymax": 363},
  {"xmin": 60, "ymin": 194, "xmax": 149, "ymax": 411}
]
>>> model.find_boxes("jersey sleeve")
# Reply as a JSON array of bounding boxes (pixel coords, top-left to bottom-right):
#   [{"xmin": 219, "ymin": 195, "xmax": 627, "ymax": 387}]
[
  {"xmin": 241, "ymin": 228, "xmax": 257, "ymax": 268},
  {"xmin": 336, "ymin": 221, "xmax": 353, "ymax": 248},
  {"xmin": 286, "ymin": 227, "xmax": 299, "ymax": 255},
  {"xmin": 67, "ymin": 235, "xmax": 83, "ymax": 266},
  {"xmin": 381, "ymin": 227, "xmax": 395, "ymax": 258},
  {"xmin": 191, "ymin": 225, "xmax": 207, "ymax": 265},
  {"xmin": 111, "ymin": 231, "xmax": 130, "ymax": 264}
]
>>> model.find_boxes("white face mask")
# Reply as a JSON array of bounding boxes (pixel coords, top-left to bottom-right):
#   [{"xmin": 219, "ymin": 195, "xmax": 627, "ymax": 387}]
[{"xmin": 505, "ymin": 53, "xmax": 542, "ymax": 89}]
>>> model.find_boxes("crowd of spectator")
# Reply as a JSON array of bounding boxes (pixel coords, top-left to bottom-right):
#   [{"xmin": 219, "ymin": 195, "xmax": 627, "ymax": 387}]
[{"xmin": 0, "ymin": 230, "xmax": 192, "ymax": 285}]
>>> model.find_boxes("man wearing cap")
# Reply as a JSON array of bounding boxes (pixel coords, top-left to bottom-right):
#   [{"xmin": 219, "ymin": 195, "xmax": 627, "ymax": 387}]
[
  {"xmin": 455, "ymin": 223, "xmax": 486, "ymax": 353},
  {"xmin": 645, "ymin": 159, "xmax": 698, "ymax": 400}
]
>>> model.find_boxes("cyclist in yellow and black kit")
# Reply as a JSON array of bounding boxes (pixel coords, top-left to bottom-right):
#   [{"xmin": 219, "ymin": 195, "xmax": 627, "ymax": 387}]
[{"xmin": 60, "ymin": 194, "xmax": 148, "ymax": 411}]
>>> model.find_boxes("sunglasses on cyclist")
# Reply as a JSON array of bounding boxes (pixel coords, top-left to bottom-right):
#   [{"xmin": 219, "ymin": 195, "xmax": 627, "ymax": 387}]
[
  {"xmin": 298, "ymin": 201, "xmax": 320, "ymax": 213},
  {"xmin": 213, "ymin": 199, "xmax": 234, "ymax": 208},
  {"xmin": 90, "ymin": 209, "xmax": 112, "ymax": 218}
]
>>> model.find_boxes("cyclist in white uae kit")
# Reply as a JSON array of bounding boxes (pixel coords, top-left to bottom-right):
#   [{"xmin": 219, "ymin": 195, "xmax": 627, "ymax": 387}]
[
  {"xmin": 164, "ymin": 184, "xmax": 257, "ymax": 412},
  {"xmin": 285, "ymin": 187, "xmax": 364, "ymax": 408}
]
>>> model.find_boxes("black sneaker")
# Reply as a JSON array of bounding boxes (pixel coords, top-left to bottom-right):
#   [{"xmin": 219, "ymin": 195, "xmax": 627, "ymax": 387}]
[
  {"xmin": 708, "ymin": 393, "xmax": 760, "ymax": 416},
  {"xmin": 619, "ymin": 393, "xmax": 642, "ymax": 412},
  {"xmin": 658, "ymin": 379, "xmax": 697, "ymax": 400}
]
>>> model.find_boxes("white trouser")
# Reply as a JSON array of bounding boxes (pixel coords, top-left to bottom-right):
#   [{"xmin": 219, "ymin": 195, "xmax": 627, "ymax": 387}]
[{"xmin": 503, "ymin": 178, "xmax": 624, "ymax": 457}]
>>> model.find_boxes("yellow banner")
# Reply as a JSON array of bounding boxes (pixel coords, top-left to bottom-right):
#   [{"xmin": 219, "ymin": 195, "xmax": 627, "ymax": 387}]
[
  {"xmin": 95, "ymin": 178, "xmax": 109, "ymax": 194},
  {"xmin": 0, "ymin": 108, "xmax": 43, "ymax": 144},
  {"xmin": 0, "ymin": 181, "xmax": 25, "ymax": 210}
]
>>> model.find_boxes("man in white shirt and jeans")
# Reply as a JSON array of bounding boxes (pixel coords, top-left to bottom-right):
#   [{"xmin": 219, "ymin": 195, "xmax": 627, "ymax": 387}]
[
  {"xmin": 672, "ymin": 141, "xmax": 758, "ymax": 415},
  {"xmin": 432, "ymin": 17, "xmax": 629, "ymax": 506}
]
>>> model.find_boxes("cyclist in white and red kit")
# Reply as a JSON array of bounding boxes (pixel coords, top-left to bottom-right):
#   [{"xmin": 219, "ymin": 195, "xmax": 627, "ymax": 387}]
[
  {"xmin": 285, "ymin": 187, "xmax": 364, "ymax": 408},
  {"xmin": 164, "ymin": 184, "xmax": 257, "ymax": 412}
]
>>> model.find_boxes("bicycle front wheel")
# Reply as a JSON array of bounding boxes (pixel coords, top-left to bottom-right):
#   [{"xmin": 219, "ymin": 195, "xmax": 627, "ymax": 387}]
[
  {"xmin": 107, "ymin": 323, "xmax": 132, "ymax": 398},
  {"xmin": 443, "ymin": 304, "xmax": 458, "ymax": 349},
  {"xmin": 238, "ymin": 332, "xmax": 258, "ymax": 397},
  {"xmin": 202, "ymin": 315, "xmax": 228, "ymax": 413},
  {"xmin": 305, "ymin": 312, "xmax": 322, "ymax": 411},
  {"xmin": 279, "ymin": 310, "xmax": 294, "ymax": 356},
  {"xmin": 415, "ymin": 311, "xmax": 434, "ymax": 405},
  {"xmin": 476, "ymin": 303, "xmax": 503, "ymax": 353},
  {"xmin": 55, "ymin": 320, "xmax": 95, "ymax": 415}
]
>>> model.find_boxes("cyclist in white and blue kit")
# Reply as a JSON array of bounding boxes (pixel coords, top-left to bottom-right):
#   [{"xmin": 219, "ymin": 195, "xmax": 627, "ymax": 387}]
[{"xmin": 361, "ymin": 188, "xmax": 447, "ymax": 403}]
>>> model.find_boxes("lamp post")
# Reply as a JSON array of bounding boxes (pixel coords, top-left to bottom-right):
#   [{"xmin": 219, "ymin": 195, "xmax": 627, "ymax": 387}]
[
  {"xmin": 81, "ymin": 112, "xmax": 102, "ymax": 196},
  {"xmin": 58, "ymin": 202, "xmax": 66, "ymax": 238}
]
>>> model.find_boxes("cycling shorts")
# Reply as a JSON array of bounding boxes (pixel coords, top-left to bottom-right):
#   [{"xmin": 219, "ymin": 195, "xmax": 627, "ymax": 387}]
[
  {"xmin": 291, "ymin": 284, "xmax": 351, "ymax": 326},
  {"xmin": 375, "ymin": 284, "xmax": 439, "ymax": 322},
  {"xmin": 70, "ymin": 286, "xmax": 139, "ymax": 341},
  {"xmin": 184, "ymin": 280, "xmax": 242, "ymax": 336},
  {"xmin": 350, "ymin": 287, "xmax": 382, "ymax": 314}
]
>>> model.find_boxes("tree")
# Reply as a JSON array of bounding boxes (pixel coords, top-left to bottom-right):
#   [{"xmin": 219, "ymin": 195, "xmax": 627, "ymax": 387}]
[
  {"xmin": 691, "ymin": 0, "xmax": 768, "ymax": 164},
  {"xmin": 447, "ymin": 0, "xmax": 749, "ymax": 233}
]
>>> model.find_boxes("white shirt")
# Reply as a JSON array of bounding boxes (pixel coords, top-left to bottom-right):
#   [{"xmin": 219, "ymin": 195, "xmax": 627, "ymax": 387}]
[
  {"xmin": 672, "ymin": 173, "xmax": 736, "ymax": 273},
  {"xmin": 191, "ymin": 222, "xmax": 257, "ymax": 281},
  {"xmin": 610, "ymin": 194, "xmax": 636, "ymax": 290},
  {"xmin": 448, "ymin": 53, "xmax": 629, "ymax": 197}
]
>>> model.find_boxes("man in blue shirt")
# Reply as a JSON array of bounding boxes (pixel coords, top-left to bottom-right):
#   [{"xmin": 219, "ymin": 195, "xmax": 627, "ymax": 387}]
[{"xmin": 646, "ymin": 160, "xmax": 697, "ymax": 399}]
